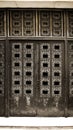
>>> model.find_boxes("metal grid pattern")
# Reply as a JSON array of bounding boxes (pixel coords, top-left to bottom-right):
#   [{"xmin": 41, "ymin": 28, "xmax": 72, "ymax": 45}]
[
  {"xmin": 52, "ymin": 42, "xmax": 63, "ymax": 97},
  {"xmin": 23, "ymin": 11, "xmax": 35, "ymax": 36},
  {"xmin": 52, "ymin": 11, "xmax": 63, "ymax": 36},
  {"xmin": 11, "ymin": 42, "xmax": 34, "ymax": 97},
  {"xmin": 40, "ymin": 43, "xmax": 50, "ymax": 97},
  {"xmin": 10, "ymin": 11, "xmax": 22, "ymax": 36},
  {"xmin": 0, "ymin": 9, "xmax": 73, "ymax": 116},
  {"xmin": 39, "ymin": 11, "xmax": 50, "ymax": 36},
  {"xmin": 68, "ymin": 11, "xmax": 73, "ymax": 37},
  {"xmin": 39, "ymin": 10, "xmax": 63, "ymax": 36},
  {"xmin": 9, "ymin": 10, "xmax": 64, "ymax": 37},
  {"xmin": 9, "ymin": 10, "xmax": 35, "ymax": 36},
  {"xmin": 12, "ymin": 42, "xmax": 22, "ymax": 96},
  {"xmin": 23, "ymin": 43, "xmax": 34, "ymax": 96}
]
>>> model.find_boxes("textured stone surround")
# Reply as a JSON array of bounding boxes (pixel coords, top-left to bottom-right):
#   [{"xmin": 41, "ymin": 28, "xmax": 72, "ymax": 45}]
[
  {"xmin": 0, "ymin": 127, "xmax": 73, "ymax": 130},
  {"xmin": 0, "ymin": 0, "xmax": 73, "ymax": 8}
]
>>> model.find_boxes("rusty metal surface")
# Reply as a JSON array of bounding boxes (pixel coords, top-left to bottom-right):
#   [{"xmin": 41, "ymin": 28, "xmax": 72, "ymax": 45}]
[{"xmin": 0, "ymin": 9, "xmax": 73, "ymax": 117}]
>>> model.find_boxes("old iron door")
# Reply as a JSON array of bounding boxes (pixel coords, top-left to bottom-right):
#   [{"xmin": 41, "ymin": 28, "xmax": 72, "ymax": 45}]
[
  {"xmin": 9, "ymin": 40, "xmax": 65, "ymax": 116},
  {"xmin": 9, "ymin": 41, "xmax": 37, "ymax": 116},
  {"xmin": 8, "ymin": 10, "xmax": 66, "ymax": 116},
  {"xmin": 35, "ymin": 41, "xmax": 65, "ymax": 116},
  {"xmin": 1, "ymin": 9, "xmax": 73, "ymax": 116}
]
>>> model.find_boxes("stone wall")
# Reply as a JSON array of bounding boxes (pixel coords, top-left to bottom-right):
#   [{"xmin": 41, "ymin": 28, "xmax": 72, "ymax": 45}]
[{"xmin": 0, "ymin": 0, "xmax": 73, "ymax": 8}]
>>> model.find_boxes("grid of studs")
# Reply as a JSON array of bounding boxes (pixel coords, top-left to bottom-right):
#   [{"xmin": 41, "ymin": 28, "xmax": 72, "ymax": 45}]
[
  {"xmin": 0, "ymin": 42, "xmax": 5, "ymax": 95},
  {"xmin": 68, "ymin": 42, "xmax": 73, "ymax": 96},
  {"xmin": 0, "ymin": 11, "xmax": 5, "ymax": 36},
  {"xmin": 23, "ymin": 11, "xmax": 35, "ymax": 36},
  {"xmin": 40, "ymin": 43, "xmax": 50, "ymax": 97},
  {"xmin": 52, "ymin": 43, "xmax": 62, "ymax": 97},
  {"xmin": 10, "ymin": 11, "xmax": 22, "ymax": 36},
  {"xmin": 23, "ymin": 43, "xmax": 34, "ymax": 96},
  {"xmin": 12, "ymin": 43, "xmax": 22, "ymax": 96},
  {"xmin": 68, "ymin": 11, "xmax": 73, "ymax": 37},
  {"xmin": 52, "ymin": 11, "xmax": 63, "ymax": 36},
  {"xmin": 39, "ymin": 11, "xmax": 50, "ymax": 36}
]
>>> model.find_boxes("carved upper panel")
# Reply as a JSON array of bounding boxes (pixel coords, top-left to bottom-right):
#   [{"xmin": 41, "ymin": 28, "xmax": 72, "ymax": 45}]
[{"xmin": 0, "ymin": 9, "xmax": 73, "ymax": 37}]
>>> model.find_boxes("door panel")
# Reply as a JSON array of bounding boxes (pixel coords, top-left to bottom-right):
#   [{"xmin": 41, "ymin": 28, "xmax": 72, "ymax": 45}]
[
  {"xmin": 9, "ymin": 40, "xmax": 65, "ymax": 116},
  {"xmin": 51, "ymin": 42, "xmax": 63, "ymax": 98},
  {"xmin": 67, "ymin": 41, "xmax": 73, "ymax": 116},
  {"xmin": 10, "ymin": 41, "xmax": 36, "ymax": 116},
  {"xmin": 9, "ymin": 10, "xmax": 36, "ymax": 36},
  {"xmin": 39, "ymin": 42, "xmax": 50, "ymax": 98},
  {"xmin": 0, "ymin": 9, "xmax": 73, "ymax": 117},
  {"xmin": 37, "ymin": 41, "xmax": 65, "ymax": 116}
]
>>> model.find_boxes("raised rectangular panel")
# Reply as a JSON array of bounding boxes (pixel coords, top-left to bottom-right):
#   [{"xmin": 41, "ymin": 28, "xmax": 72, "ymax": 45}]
[
  {"xmin": 40, "ymin": 43, "xmax": 50, "ymax": 97},
  {"xmin": 12, "ymin": 28, "xmax": 22, "ymax": 36},
  {"xmin": 52, "ymin": 11, "xmax": 63, "ymax": 36},
  {"xmin": 40, "ymin": 52, "xmax": 50, "ymax": 60},
  {"xmin": 35, "ymin": 41, "xmax": 65, "ymax": 117},
  {"xmin": 52, "ymin": 44, "xmax": 61, "ymax": 51},
  {"xmin": 52, "ymin": 79, "xmax": 62, "ymax": 87},
  {"xmin": 23, "ymin": 11, "xmax": 35, "ymax": 36},
  {"xmin": 40, "ymin": 11, "xmax": 50, "ymax": 19},
  {"xmin": 11, "ymin": 42, "xmax": 22, "ymax": 97},
  {"xmin": 12, "ymin": 87, "xmax": 22, "ymax": 97},
  {"xmin": 12, "ymin": 20, "xmax": 21, "ymax": 27},
  {"xmin": 24, "ymin": 61, "xmax": 33, "ymax": 68},
  {"xmin": 52, "ymin": 52, "xmax": 62, "ymax": 60},
  {"xmin": 24, "ymin": 88, "xmax": 33, "ymax": 96},
  {"xmin": 67, "ymin": 41, "xmax": 73, "ymax": 116},
  {"xmin": 39, "ymin": 11, "xmax": 50, "ymax": 36},
  {"xmin": 23, "ymin": 43, "xmax": 34, "ymax": 97},
  {"xmin": 12, "ymin": 43, "xmax": 22, "ymax": 51},
  {"xmin": 52, "ymin": 88, "xmax": 61, "ymax": 97},
  {"xmin": 51, "ymin": 42, "xmax": 63, "ymax": 98},
  {"xmin": 24, "ymin": 78, "xmax": 33, "ymax": 87},
  {"xmin": 24, "ymin": 29, "xmax": 34, "ymax": 36},
  {"xmin": 52, "ymin": 61, "xmax": 62, "ymax": 69},
  {"xmin": 10, "ymin": 41, "xmax": 36, "ymax": 116},
  {"xmin": 41, "ymin": 28, "xmax": 50, "ymax": 36},
  {"xmin": 9, "ymin": 10, "xmax": 22, "ymax": 36},
  {"xmin": 0, "ymin": 10, "xmax": 6, "ymax": 36},
  {"xmin": 12, "ymin": 60, "xmax": 22, "ymax": 68},
  {"xmin": 41, "ymin": 61, "xmax": 50, "ymax": 68},
  {"xmin": 12, "ymin": 69, "xmax": 22, "ymax": 77},
  {"xmin": 41, "ymin": 21, "xmax": 49, "ymax": 27},
  {"xmin": 68, "ymin": 11, "xmax": 73, "ymax": 37},
  {"xmin": 52, "ymin": 70, "xmax": 62, "ymax": 77},
  {"xmin": 40, "ymin": 88, "xmax": 50, "ymax": 97}
]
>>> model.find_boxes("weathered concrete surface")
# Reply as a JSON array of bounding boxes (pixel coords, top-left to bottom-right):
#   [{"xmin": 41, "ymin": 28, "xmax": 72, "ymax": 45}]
[
  {"xmin": 0, "ymin": 127, "xmax": 73, "ymax": 130},
  {"xmin": 0, "ymin": 1, "xmax": 73, "ymax": 8}
]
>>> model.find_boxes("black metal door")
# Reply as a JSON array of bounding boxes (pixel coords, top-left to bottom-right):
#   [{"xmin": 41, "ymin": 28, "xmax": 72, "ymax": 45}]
[
  {"xmin": 36, "ymin": 41, "xmax": 65, "ymax": 116},
  {"xmin": 8, "ymin": 40, "xmax": 65, "ymax": 116},
  {"xmin": 0, "ymin": 9, "xmax": 73, "ymax": 116},
  {"xmin": 9, "ymin": 41, "xmax": 37, "ymax": 116}
]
